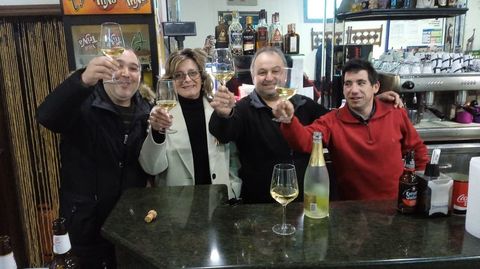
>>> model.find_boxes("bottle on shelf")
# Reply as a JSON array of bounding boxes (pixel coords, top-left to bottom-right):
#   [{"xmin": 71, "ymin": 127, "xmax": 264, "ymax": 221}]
[
  {"xmin": 284, "ymin": 23, "xmax": 300, "ymax": 54},
  {"xmin": 304, "ymin": 132, "xmax": 330, "ymax": 219},
  {"xmin": 229, "ymin": 10, "xmax": 243, "ymax": 56},
  {"xmin": 255, "ymin": 9, "xmax": 269, "ymax": 50},
  {"xmin": 0, "ymin": 235, "xmax": 17, "ymax": 269},
  {"xmin": 242, "ymin": 16, "xmax": 256, "ymax": 55},
  {"xmin": 49, "ymin": 218, "xmax": 79, "ymax": 269},
  {"xmin": 397, "ymin": 151, "xmax": 418, "ymax": 213},
  {"xmin": 390, "ymin": 0, "xmax": 405, "ymax": 8},
  {"xmin": 437, "ymin": 0, "xmax": 449, "ymax": 7},
  {"xmin": 403, "ymin": 0, "xmax": 416, "ymax": 8},
  {"xmin": 270, "ymin": 12, "xmax": 284, "ymax": 51},
  {"xmin": 215, "ymin": 15, "xmax": 229, "ymax": 49}
]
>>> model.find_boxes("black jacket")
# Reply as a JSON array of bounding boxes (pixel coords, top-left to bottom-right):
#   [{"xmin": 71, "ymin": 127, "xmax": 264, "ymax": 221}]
[
  {"xmin": 209, "ymin": 91, "xmax": 328, "ymax": 203},
  {"xmin": 36, "ymin": 69, "xmax": 151, "ymax": 245}
]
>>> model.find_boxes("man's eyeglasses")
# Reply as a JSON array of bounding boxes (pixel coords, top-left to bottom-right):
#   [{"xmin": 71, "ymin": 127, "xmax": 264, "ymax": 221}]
[{"xmin": 172, "ymin": 70, "xmax": 201, "ymax": 81}]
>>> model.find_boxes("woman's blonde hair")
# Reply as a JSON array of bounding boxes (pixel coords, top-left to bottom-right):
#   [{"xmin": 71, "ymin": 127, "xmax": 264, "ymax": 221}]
[{"xmin": 162, "ymin": 48, "xmax": 214, "ymax": 99}]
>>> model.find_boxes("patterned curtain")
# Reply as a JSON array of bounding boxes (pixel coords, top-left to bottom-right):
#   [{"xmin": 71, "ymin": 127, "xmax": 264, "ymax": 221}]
[{"xmin": 0, "ymin": 16, "xmax": 68, "ymax": 267}]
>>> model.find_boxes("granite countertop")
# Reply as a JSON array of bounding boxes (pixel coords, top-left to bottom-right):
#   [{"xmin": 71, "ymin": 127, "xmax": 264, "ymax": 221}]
[{"xmin": 102, "ymin": 185, "xmax": 480, "ymax": 269}]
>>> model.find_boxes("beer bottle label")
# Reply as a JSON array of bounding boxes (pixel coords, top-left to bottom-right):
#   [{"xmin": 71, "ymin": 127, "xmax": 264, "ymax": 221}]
[
  {"xmin": 53, "ymin": 233, "xmax": 72, "ymax": 255},
  {"xmin": 401, "ymin": 185, "xmax": 417, "ymax": 207}
]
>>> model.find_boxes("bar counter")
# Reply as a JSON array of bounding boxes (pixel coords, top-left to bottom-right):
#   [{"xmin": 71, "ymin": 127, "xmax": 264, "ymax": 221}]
[{"xmin": 102, "ymin": 185, "xmax": 480, "ymax": 269}]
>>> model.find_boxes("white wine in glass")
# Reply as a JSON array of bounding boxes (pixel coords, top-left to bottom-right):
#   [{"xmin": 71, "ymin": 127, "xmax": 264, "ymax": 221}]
[
  {"xmin": 156, "ymin": 79, "xmax": 178, "ymax": 134},
  {"xmin": 212, "ymin": 48, "xmax": 235, "ymax": 86},
  {"xmin": 270, "ymin": 163, "xmax": 299, "ymax": 236},
  {"xmin": 276, "ymin": 87, "xmax": 297, "ymax": 100},
  {"xmin": 273, "ymin": 67, "xmax": 298, "ymax": 122},
  {"xmin": 99, "ymin": 22, "xmax": 126, "ymax": 83}
]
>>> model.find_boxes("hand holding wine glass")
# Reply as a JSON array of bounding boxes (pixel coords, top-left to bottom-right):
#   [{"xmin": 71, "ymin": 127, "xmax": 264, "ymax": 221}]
[
  {"xmin": 99, "ymin": 22, "xmax": 125, "ymax": 83},
  {"xmin": 155, "ymin": 79, "xmax": 178, "ymax": 134},
  {"xmin": 273, "ymin": 67, "xmax": 298, "ymax": 122},
  {"xmin": 212, "ymin": 48, "xmax": 235, "ymax": 88},
  {"xmin": 270, "ymin": 163, "xmax": 299, "ymax": 236}
]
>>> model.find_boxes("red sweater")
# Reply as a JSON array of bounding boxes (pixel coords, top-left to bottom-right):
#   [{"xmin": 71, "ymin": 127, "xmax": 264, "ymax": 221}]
[{"xmin": 281, "ymin": 100, "xmax": 429, "ymax": 201}]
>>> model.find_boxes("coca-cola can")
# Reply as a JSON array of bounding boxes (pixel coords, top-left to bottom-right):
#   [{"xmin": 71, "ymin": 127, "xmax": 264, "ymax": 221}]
[{"xmin": 452, "ymin": 179, "xmax": 468, "ymax": 215}]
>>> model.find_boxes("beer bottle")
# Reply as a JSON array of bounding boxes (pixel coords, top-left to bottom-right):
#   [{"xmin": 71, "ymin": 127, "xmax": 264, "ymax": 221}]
[
  {"xmin": 304, "ymin": 132, "xmax": 330, "ymax": 219},
  {"xmin": 397, "ymin": 151, "xmax": 418, "ymax": 213},
  {"xmin": 0, "ymin": 235, "xmax": 17, "ymax": 269},
  {"xmin": 50, "ymin": 218, "xmax": 79, "ymax": 269}
]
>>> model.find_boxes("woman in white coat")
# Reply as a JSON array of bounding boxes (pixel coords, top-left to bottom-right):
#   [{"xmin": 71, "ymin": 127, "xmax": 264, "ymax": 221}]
[{"xmin": 139, "ymin": 48, "xmax": 241, "ymax": 200}]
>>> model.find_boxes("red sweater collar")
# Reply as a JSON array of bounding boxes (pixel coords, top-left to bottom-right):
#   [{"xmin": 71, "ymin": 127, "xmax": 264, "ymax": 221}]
[{"xmin": 336, "ymin": 99, "xmax": 394, "ymax": 123}]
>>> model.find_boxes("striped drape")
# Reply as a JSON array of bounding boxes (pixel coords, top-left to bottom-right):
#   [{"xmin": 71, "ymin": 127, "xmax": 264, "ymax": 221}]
[{"xmin": 0, "ymin": 16, "xmax": 68, "ymax": 267}]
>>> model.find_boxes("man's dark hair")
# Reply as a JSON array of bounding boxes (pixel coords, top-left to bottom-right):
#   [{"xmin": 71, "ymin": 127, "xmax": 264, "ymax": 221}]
[{"xmin": 342, "ymin": 58, "xmax": 378, "ymax": 85}]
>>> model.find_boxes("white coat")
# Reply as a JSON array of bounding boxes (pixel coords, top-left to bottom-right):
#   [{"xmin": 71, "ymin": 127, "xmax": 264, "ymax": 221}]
[{"xmin": 139, "ymin": 97, "xmax": 241, "ymax": 200}]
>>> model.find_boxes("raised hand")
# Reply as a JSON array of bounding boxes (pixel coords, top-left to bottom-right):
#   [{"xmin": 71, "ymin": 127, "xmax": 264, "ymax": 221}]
[
  {"xmin": 210, "ymin": 85, "xmax": 236, "ymax": 118},
  {"xmin": 148, "ymin": 106, "xmax": 173, "ymax": 132},
  {"xmin": 272, "ymin": 100, "xmax": 295, "ymax": 123},
  {"xmin": 81, "ymin": 56, "xmax": 119, "ymax": 86}
]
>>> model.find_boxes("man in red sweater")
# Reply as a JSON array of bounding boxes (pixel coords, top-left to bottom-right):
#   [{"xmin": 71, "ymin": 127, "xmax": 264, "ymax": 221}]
[{"xmin": 274, "ymin": 59, "xmax": 429, "ymax": 200}]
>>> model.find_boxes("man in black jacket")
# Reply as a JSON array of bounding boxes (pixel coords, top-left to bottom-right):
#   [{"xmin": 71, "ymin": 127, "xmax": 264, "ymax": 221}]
[
  {"xmin": 209, "ymin": 47, "xmax": 328, "ymax": 203},
  {"xmin": 37, "ymin": 49, "xmax": 152, "ymax": 268}
]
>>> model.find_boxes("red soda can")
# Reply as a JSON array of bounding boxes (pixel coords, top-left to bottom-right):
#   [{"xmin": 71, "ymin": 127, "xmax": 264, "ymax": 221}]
[{"xmin": 452, "ymin": 179, "xmax": 468, "ymax": 215}]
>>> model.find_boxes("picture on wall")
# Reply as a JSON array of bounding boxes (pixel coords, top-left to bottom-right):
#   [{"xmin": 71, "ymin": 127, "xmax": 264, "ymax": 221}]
[{"xmin": 70, "ymin": 23, "xmax": 152, "ymax": 70}]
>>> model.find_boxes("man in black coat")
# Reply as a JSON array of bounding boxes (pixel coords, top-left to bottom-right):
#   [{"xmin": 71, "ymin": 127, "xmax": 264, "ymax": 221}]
[{"xmin": 37, "ymin": 49, "xmax": 152, "ymax": 268}]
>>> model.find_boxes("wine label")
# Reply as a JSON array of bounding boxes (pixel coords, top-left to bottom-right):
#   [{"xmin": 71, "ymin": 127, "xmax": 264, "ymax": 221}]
[
  {"xmin": 53, "ymin": 234, "xmax": 72, "ymax": 255},
  {"xmin": 0, "ymin": 252, "xmax": 17, "ymax": 269},
  {"xmin": 289, "ymin": 36, "xmax": 297, "ymax": 53}
]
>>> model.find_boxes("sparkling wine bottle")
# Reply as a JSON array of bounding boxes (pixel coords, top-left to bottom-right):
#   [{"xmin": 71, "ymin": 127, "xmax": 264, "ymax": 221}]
[{"xmin": 304, "ymin": 132, "xmax": 330, "ymax": 219}]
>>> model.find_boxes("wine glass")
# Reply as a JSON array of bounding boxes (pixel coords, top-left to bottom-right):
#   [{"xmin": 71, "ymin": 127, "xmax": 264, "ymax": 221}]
[
  {"xmin": 204, "ymin": 59, "xmax": 217, "ymax": 100},
  {"xmin": 212, "ymin": 48, "xmax": 235, "ymax": 91},
  {"xmin": 99, "ymin": 22, "xmax": 126, "ymax": 83},
  {"xmin": 273, "ymin": 67, "xmax": 298, "ymax": 122},
  {"xmin": 270, "ymin": 163, "xmax": 299, "ymax": 236},
  {"xmin": 155, "ymin": 79, "xmax": 178, "ymax": 134}
]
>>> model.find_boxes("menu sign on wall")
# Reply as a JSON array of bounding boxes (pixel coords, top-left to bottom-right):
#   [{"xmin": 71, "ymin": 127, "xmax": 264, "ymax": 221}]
[
  {"xmin": 62, "ymin": 0, "xmax": 152, "ymax": 15},
  {"xmin": 71, "ymin": 24, "xmax": 151, "ymax": 69}
]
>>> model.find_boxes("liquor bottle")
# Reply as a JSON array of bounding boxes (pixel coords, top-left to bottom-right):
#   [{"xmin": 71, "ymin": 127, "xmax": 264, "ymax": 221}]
[
  {"xmin": 284, "ymin": 23, "xmax": 300, "ymax": 54},
  {"xmin": 50, "ymin": 218, "xmax": 79, "ymax": 269},
  {"xmin": 229, "ymin": 10, "xmax": 243, "ymax": 56},
  {"xmin": 215, "ymin": 15, "xmax": 229, "ymax": 48},
  {"xmin": 255, "ymin": 9, "xmax": 269, "ymax": 50},
  {"xmin": 242, "ymin": 16, "xmax": 256, "ymax": 55},
  {"xmin": 270, "ymin": 12, "xmax": 284, "ymax": 51},
  {"xmin": 397, "ymin": 151, "xmax": 418, "ymax": 213},
  {"xmin": 0, "ymin": 235, "xmax": 17, "ymax": 269},
  {"xmin": 436, "ymin": 0, "xmax": 448, "ymax": 7},
  {"xmin": 304, "ymin": 132, "xmax": 330, "ymax": 219}
]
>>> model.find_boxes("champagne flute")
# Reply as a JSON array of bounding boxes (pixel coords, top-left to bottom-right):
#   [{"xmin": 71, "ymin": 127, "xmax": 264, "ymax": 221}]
[
  {"xmin": 270, "ymin": 163, "xmax": 299, "ymax": 236},
  {"xmin": 273, "ymin": 67, "xmax": 298, "ymax": 122},
  {"xmin": 212, "ymin": 48, "xmax": 235, "ymax": 91},
  {"xmin": 156, "ymin": 79, "xmax": 178, "ymax": 134},
  {"xmin": 99, "ymin": 22, "xmax": 126, "ymax": 83}
]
